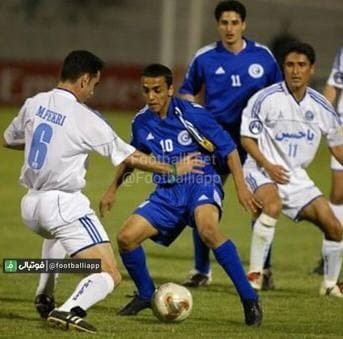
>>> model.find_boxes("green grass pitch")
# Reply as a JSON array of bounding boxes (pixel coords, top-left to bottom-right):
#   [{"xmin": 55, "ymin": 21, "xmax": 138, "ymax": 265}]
[{"xmin": 0, "ymin": 108, "xmax": 342, "ymax": 338}]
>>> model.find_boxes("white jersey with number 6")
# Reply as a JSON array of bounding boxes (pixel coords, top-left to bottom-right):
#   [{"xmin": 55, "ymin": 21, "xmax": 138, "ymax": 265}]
[
  {"xmin": 4, "ymin": 88, "xmax": 135, "ymax": 192},
  {"xmin": 241, "ymin": 82, "xmax": 343, "ymax": 172}
]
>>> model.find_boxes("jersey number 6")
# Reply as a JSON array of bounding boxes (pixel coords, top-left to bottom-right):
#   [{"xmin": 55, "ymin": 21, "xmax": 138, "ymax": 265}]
[{"xmin": 28, "ymin": 123, "xmax": 53, "ymax": 170}]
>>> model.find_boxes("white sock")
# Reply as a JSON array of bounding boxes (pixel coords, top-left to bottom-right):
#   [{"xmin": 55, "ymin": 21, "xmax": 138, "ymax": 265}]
[
  {"xmin": 249, "ymin": 213, "xmax": 277, "ymax": 273},
  {"xmin": 36, "ymin": 239, "xmax": 66, "ymax": 296},
  {"xmin": 322, "ymin": 239, "xmax": 343, "ymax": 289},
  {"xmin": 58, "ymin": 272, "xmax": 115, "ymax": 312},
  {"xmin": 329, "ymin": 202, "xmax": 343, "ymax": 225}
]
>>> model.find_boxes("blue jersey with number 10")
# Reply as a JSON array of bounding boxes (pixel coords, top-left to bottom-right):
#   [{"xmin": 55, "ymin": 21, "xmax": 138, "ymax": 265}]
[
  {"xmin": 179, "ymin": 39, "xmax": 282, "ymax": 127},
  {"xmin": 131, "ymin": 97, "xmax": 236, "ymax": 185}
]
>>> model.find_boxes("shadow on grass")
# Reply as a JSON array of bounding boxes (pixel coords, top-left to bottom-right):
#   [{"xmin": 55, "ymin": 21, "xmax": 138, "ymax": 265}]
[{"xmin": 0, "ymin": 310, "xmax": 39, "ymax": 322}]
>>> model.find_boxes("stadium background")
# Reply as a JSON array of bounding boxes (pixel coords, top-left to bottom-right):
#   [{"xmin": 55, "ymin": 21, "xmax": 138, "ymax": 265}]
[
  {"xmin": 0, "ymin": 0, "xmax": 342, "ymax": 110},
  {"xmin": 0, "ymin": 0, "xmax": 342, "ymax": 337}
]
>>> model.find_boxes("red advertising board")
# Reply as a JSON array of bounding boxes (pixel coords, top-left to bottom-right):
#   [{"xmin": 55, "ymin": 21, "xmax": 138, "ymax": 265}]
[{"xmin": 0, "ymin": 61, "xmax": 144, "ymax": 111}]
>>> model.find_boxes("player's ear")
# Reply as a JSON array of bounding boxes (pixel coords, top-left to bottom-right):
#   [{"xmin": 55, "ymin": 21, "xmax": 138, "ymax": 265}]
[
  {"xmin": 80, "ymin": 74, "xmax": 90, "ymax": 88},
  {"xmin": 168, "ymin": 84, "xmax": 174, "ymax": 97},
  {"xmin": 310, "ymin": 64, "xmax": 315, "ymax": 76}
]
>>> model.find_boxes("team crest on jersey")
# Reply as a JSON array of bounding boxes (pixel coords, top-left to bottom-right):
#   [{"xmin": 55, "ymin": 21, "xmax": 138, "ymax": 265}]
[
  {"xmin": 304, "ymin": 111, "xmax": 314, "ymax": 121},
  {"xmin": 248, "ymin": 64, "xmax": 264, "ymax": 79},
  {"xmin": 333, "ymin": 71, "xmax": 343, "ymax": 85},
  {"xmin": 177, "ymin": 130, "xmax": 192, "ymax": 146},
  {"xmin": 249, "ymin": 120, "xmax": 263, "ymax": 135}
]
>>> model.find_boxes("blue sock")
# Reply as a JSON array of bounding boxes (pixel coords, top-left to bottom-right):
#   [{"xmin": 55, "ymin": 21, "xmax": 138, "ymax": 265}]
[
  {"xmin": 193, "ymin": 228, "xmax": 210, "ymax": 274},
  {"xmin": 213, "ymin": 240, "xmax": 258, "ymax": 301},
  {"xmin": 120, "ymin": 246, "xmax": 155, "ymax": 300},
  {"xmin": 251, "ymin": 220, "xmax": 272, "ymax": 270}
]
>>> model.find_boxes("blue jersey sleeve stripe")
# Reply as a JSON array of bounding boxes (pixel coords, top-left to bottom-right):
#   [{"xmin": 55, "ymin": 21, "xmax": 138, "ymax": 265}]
[
  {"xmin": 308, "ymin": 90, "xmax": 339, "ymax": 118},
  {"xmin": 251, "ymin": 83, "xmax": 283, "ymax": 118}
]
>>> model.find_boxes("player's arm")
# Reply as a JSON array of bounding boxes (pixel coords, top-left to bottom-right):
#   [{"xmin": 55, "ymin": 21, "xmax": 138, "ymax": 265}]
[
  {"xmin": 241, "ymin": 136, "xmax": 289, "ymax": 184},
  {"xmin": 3, "ymin": 138, "xmax": 25, "ymax": 150},
  {"xmin": 226, "ymin": 149, "xmax": 262, "ymax": 213},
  {"xmin": 323, "ymin": 84, "xmax": 338, "ymax": 105},
  {"xmin": 99, "ymin": 150, "xmax": 205, "ymax": 217},
  {"xmin": 99, "ymin": 161, "xmax": 134, "ymax": 217},
  {"xmin": 330, "ymin": 145, "xmax": 343, "ymax": 166},
  {"xmin": 3, "ymin": 105, "xmax": 27, "ymax": 150}
]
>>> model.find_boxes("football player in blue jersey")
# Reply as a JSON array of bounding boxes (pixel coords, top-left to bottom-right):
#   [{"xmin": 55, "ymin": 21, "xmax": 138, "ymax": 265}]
[
  {"xmin": 100, "ymin": 63, "xmax": 263, "ymax": 326},
  {"xmin": 179, "ymin": 0, "xmax": 282, "ymax": 289}
]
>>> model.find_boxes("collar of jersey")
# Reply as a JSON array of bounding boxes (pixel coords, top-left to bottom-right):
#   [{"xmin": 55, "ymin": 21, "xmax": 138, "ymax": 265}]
[
  {"xmin": 54, "ymin": 87, "xmax": 79, "ymax": 102},
  {"xmin": 217, "ymin": 38, "xmax": 249, "ymax": 55},
  {"xmin": 282, "ymin": 81, "xmax": 308, "ymax": 105}
]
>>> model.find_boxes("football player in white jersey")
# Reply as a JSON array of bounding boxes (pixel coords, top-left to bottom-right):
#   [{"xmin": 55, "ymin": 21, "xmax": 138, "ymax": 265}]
[
  {"xmin": 3, "ymin": 50, "xmax": 204, "ymax": 333},
  {"xmin": 324, "ymin": 47, "xmax": 343, "ymax": 228},
  {"xmin": 313, "ymin": 46, "xmax": 343, "ymax": 275},
  {"xmin": 240, "ymin": 41, "xmax": 343, "ymax": 297}
]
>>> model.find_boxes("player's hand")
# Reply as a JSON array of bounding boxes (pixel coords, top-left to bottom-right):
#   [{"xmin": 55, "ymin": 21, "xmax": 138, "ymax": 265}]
[
  {"xmin": 236, "ymin": 186, "xmax": 263, "ymax": 214},
  {"xmin": 264, "ymin": 163, "xmax": 290, "ymax": 184},
  {"xmin": 99, "ymin": 188, "xmax": 116, "ymax": 218},
  {"xmin": 175, "ymin": 152, "xmax": 205, "ymax": 175}
]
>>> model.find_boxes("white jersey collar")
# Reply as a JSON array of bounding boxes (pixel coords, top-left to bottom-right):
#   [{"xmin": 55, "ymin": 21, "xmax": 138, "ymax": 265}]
[{"xmin": 54, "ymin": 88, "xmax": 78, "ymax": 102}]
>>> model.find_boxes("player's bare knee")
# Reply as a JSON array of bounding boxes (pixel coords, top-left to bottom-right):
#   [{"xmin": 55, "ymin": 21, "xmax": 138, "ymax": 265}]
[
  {"xmin": 116, "ymin": 230, "xmax": 135, "ymax": 251},
  {"xmin": 326, "ymin": 222, "xmax": 343, "ymax": 242},
  {"xmin": 198, "ymin": 225, "xmax": 222, "ymax": 248},
  {"xmin": 263, "ymin": 200, "xmax": 282, "ymax": 218}
]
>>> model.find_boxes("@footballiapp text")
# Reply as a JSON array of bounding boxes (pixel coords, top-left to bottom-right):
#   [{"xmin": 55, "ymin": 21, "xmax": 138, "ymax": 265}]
[{"xmin": 3, "ymin": 259, "xmax": 101, "ymax": 273}]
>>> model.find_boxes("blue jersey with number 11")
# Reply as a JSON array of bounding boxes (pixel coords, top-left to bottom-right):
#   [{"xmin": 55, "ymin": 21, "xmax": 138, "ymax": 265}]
[{"xmin": 179, "ymin": 39, "xmax": 282, "ymax": 127}]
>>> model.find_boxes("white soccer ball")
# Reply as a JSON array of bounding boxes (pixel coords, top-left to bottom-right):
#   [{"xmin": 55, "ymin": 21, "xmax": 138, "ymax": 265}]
[{"xmin": 152, "ymin": 282, "xmax": 193, "ymax": 322}]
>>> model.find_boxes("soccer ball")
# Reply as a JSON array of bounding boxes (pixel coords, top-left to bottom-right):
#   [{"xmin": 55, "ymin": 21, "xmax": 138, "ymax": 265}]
[{"xmin": 152, "ymin": 282, "xmax": 193, "ymax": 322}]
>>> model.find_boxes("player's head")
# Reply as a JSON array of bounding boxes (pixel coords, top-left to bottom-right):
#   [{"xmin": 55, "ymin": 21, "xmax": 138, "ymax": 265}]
[
  {"xmin": 281, "ymin": 41, "xmax": 316, "ymax": 93},
  {"xmin": 214, "ymin": 1, "xmax": 246, "ymax": 48},
  {"xmin": 140, "ymin": 64, "xmax": 174, "ymax": 117},
  {"xmin": 59, "ymin": 50, "xmax": 105, "ymax": 102}
]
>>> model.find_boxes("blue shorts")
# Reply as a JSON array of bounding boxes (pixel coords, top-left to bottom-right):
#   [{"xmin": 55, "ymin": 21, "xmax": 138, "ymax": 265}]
[{"xmin": 134, "ymin": 181, "xmax": 224, "ymax": 246}]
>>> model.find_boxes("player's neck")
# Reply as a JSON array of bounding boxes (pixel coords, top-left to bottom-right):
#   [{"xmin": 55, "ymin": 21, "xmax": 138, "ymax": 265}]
[
  {"xmin": 290, "ymin": 87, "xmax": 307, "ymax": 102},
  {"xmin": 223, "ymin": 38, "xmax": 246, "ymax": 54},
  {"xmin": 57, "ymin": 81, "xmax": 81, "ymax": 102}
]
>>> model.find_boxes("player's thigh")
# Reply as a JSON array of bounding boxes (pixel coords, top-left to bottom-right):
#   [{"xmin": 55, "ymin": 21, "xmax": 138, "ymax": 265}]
[
  {"xmin": 300, "ymin": 196, "xmax": 342, "ymax": 241},
  {"xmin": 254, "ymin": 184, "xmax": 282, "ymax": 218},
  {"xmin": 117, "ymin": 214, "xmax": 159, "ymax": 250},
  {"xmin": 330, "ymin": 168, "xmax": 343, "ymax": 204},
  {"xmin": 73, "ymin": 242, "xmax": 121, "ymax": 282},
  {"xmin": 194, "ymin": 204, "xmax": 225, "ymax": 248}
]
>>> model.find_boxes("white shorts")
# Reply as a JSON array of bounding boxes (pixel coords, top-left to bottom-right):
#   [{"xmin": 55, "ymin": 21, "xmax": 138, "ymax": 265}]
[
  {"xmin": 330, "ymin": 155, "xmax": 343, "ymax": 171},
  {"xmin": 21, "ymin": 190, "xmax": 110, "ymax": 256},
  {"xmin": 244, "ymin": 160, "xmax": 322, "ymax": 220}
]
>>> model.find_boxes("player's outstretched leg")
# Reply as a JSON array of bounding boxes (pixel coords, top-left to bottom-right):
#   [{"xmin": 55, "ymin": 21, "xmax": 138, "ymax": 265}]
[
  {"xmin": 47, "ymin": 309, "xmax": 97, "ymax": 334},
  {"xmin": 250, "ymin": 220, "xmax": 275, "ymax": 290},
  {"xmin": 183, "ymin": 228, "xmax": 212, "ymax": 287},
  {"xmin": 213, "ymin": 240, "xmax": 263, "ymax": 326},
  {"xmin": 248, "ymin": 213, "xmax": 277, "ymax": 291},
  {"xmin": 117, "ymin": 246, "xmax": 154, "ymax": 315},
  {"xmin": 47, "ymin": 242, "xmax": 120, "ymax": 333},
  {"xmin": 319, "ymin": 239, "xmax": 343, "ymax": 298},
  {"xmin": 35, "ymin": 239, "xmax": 66, "ymax": 318}
]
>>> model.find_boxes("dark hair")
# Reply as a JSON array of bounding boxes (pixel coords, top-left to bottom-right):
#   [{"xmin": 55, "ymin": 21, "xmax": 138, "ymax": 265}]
[
  {"xmin": 141, "ymin": 63, "xmax": 173, "ymax": 87},
  {"xmin": 281, "ymin": 41, "xmax": 316, "ymax": 65},
  {"xmin": 59, "ymin": 50, "xmax": 105, "ymax": 82},
  {"xmin": 214, "ymin": 0, "xmax": 246, "ymax": 22}
]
